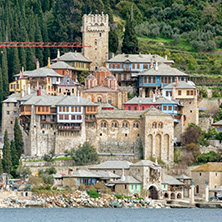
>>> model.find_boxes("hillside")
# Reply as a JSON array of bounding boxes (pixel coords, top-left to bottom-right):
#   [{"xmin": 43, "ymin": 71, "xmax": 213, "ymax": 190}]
[{"xmin": 1, "ymin": 0, "xmax": 222, "ymax": 118}]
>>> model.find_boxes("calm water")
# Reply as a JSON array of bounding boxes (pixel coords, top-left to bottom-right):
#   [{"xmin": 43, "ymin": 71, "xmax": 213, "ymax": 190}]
[{"xmin": 0, "ymin": 208, "xmax": 221, "ymax": 222}]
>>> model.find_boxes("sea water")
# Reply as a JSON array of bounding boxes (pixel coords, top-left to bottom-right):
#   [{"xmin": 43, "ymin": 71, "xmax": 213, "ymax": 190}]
[{"xmin": 0, "ymin": 208, "xmax": 221, "ymax": 222}]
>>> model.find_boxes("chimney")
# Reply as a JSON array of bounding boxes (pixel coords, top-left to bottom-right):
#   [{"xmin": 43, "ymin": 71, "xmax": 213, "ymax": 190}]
[
  {"xmin": 19, "ymin": 71, "xmax": 22, "ymax": 79},
  {"xmin": 36, "ymin": 61, "xmax": 40, "ymax": 69},
  {"xmin": 155, "ymin": 62, "xmax": 158, "ymax": 71},
  {"xmin": 153, "ymin": 93, "xmax": 156, "ymax": 102},
  {"xmin": 37, "ymin": 87, "xmax": 41, "ymax": 96},
  {"xmin": 165, "ymin": 55, "xmax": 167, "ymax": 60},
  {"xmin": 22, "ymin": 86, "xmax": 25, "ymax": 98},
  {"xmin": 47, "ymin": 57, "xmax": 51, "ymax": 68},
  {"xmin": 20, "ymin": 67, "xmax": 24, "ymax": 79},
  {"xmin": 121, "ymin": 168, "xmax": 125, "ymax": 181},
  {"xmin": 57, "ymin": 49, "xmax": 60, "ymax": 62},
  {"xmin": 176, "ymin": 77, "xmax": 179, "ymax": 86},
  {"xmin": 27, "ymin": 84, "xmax": 31, "ymax": 96},
  {"xmin": 68, "ymin": 168, "xmax": 73, "ymax": 175},
  {"xmin": 172, "ymin": 87, "xmax": 175, "ymax": 100},
  {"xmin": 150, "ymin": 58, "xmax": 153, "ymax": 68},
  {"xmin": 77, "ymin": 90, "xmax": 80, "ymax": 102}
]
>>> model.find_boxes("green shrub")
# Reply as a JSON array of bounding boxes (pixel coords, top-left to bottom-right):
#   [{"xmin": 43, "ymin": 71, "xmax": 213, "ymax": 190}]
[
  {"xmin": 70, "ymin": 142, "xmax": 98, "ymax": 165},
  {"xmin": 79, "ymin": 184, "xmax": 86, "ymax": 191},
  {"xmin": 197, "ymin": 151, "xmax": 222, "ymax": 164},
  {"xmin": 87, "ymin": 190, "xmax": 101, "ymax": 198},
  {"xmin": 115, "ymin": 194, "xmax": 123, "ymax": 199}
]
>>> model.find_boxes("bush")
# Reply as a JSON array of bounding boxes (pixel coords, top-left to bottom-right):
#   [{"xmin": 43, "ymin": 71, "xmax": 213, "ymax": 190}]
[
  {"xmin": 28, "ymin": 175, "xmax": 44, "ymax": 188},
  {"xmin": 115, "ymin": 194, "xmax": 123, "ymax": 199},
  {"xmin": 45, "ymin": 166, "xmax": 57, "ymax": 175},
  {"xmin": 43, "ymin": 149, "xmax": 55, "ymax": 162},
  {"xmin": 87, "ymin": 190, "xmax": 101, "ymax": 198},
  {"xmin": 70, "ymin": 142, "xmax": 98, "ymax": 165},
  {"xmin": 79, "ymin": 184, "xmax": 86, "ymax": 191},
  {"xmin": 186, "ymin": 143, "xmax": 201, "ymax": 162},
  {"xmin": 197, "ymin": 151, "xmax": 222, "ymax": 164},
  {"xmin": 181, "ymin": 124, "xmax": 202, "ymax": 145},
  {"xmin": 40, "ymin": 173, "xmax": 54, "ymax": 185}
]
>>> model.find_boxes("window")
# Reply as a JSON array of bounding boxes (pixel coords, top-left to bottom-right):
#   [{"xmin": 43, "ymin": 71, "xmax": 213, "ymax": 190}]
[
  {"xmin": 133, "ymin": 122, "xmax": 139, "ymax": 128},
  {"xmin": 101, "ymin": 121, "xmax": 107, "ymax": 128},
  {"xmin": 131, "ymin": 185, "xmax": 133, "ymax": 189},
  {"xmin": 178, "ymin": 90, "xmax": 181, "ymax": 95},
  {"xmin": 137, "ymin": 64, "xmax": 140, "ymax": 69},
  {"xmin": 216, "ymin": 173, "xmax": 217, "ymax": 176},
  {"xmin": 14, "ymin": 111, "xmax": 17, "ymax": 115},
  {"xmin": 65, "ymin": 115, "xmax": 69, "ymax": 120},
  {"xmin": 14, "ymin": 103, "xmax": 16, "ymax": 107},
  {"xmin": 190, "ymin": 110, "xmax": 192, "ymax": 113},
  {"xmin": 71, "ymin": 107, "xmax": 74, "ymax": 112},
  {"xmin": 191, "ymin": 90, "xmax": 194, "ymax": 95},
  {"xmin": 99, "ymin": 33, "xmax": 102, "ymax": 37},
  {"xmin": 143, "ymin": 64, "xmax": 148, "ymax": 69},
  {"xmin": 7, "ymin": 111, "xmax": 9, "ymax": 115},
  {"xmin": 163, "ymin": 106, "xmax": 167, "ymax": 110},
  {"xmin": 187, "ymin": 90, "xmax": 190, "ymax": 96},
  {"xmin": 42, "ymin": 131, "xmax": 45, "ymax": 134},
  {"xmin": 168, "ymin": 106, "xmax": 172, "ymax": 111},
  {"xmin": 77, "ymin": 115, "xmax": 82, "ymax": 120},
  {"xmin": 7, "ymin": 103, "xmax": 9, "ymax": 107},
  {"xmin": 72, "ymin": 88, "xmax": 74, "ymax": 94},
  {"xmin": 46, "ymin": 107, "xmax": 48, "ymax": 112},
  {"xmin": 108, "ymin": 100, "xmax": 112, "ymax": 104},
  {"xmin": 59, "ymin": 107, "xmax": 62, "ymax": 112},
  {"xmin": 38, "ymin": 107, "xmax": 41, "ymax": 112},
  {"xmin": 63, "ymin": 107, "xmax": 65, "ymax": 112},
  {"xmin": 128, "ymin": 107, "xmax": 131, "ymax": 110},
  {"xmin": 95, "ymin": 39, "xmax": 97, "ymax": 45},
  {"xmin": 132, "ymin": 64, "xmax": 135, "ymax": 69},
  {"xmin": 142, "ymin": 107, "xmax": 145, "ymax": 110},
  {"xmin": 100, "ymin": 133, "xmax": 102, "ymax": 136},
  {"xmin": 134, "ymin": 106, "xmax": 137, "ymax": 110},
  {"xmin": 125, "ymin": 133, "xmax": 127, "ymax": 137},
  {"xmin": 71, "ymin": 115, "xmax": 75, "ymax": 120},
  {"xmin": 152, "ymin": 122, "xmax": 157, "ymax": 128},
  {"xmin": 199, "ymin": 173, "xmax": 201, "ymax": 176},
  {"xmin": 158, "ymin": 122, "xmax": 163, "ymax": 128},
  {"xmin": 59, "ymin": 115, "xmax": 63, "ymax": 120},
  {"xmin": 125, "ymin": 185, "xmax": 127, "ymax": 189}
]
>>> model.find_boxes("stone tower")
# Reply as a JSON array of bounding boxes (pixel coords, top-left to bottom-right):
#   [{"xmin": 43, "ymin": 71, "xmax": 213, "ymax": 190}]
[{"xmin": 81, "ymin": 14, "xmax": 110, "ymax": 70}]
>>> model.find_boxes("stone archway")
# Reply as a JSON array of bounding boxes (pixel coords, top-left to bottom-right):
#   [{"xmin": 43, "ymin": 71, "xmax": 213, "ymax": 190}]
[{"xmin": 148, "ymin": 186, "xmax": 159, "ymax": 200}]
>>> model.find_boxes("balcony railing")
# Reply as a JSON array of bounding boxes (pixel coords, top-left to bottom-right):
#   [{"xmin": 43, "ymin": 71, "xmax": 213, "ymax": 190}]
[{"xmin": 58, "ymin": 125, "xmax": 81, "ymax": 131}]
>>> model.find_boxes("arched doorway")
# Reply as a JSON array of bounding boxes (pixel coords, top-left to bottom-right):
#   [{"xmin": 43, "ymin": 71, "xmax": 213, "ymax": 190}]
[{"xmin": 149, "ymin": 186, "xmax": 158, "ymax": 200}]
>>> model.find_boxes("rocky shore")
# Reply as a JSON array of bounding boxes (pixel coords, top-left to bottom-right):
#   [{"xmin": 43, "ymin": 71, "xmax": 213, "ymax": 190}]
[{"xmin": 0, "ymin": 191, "xmax": 166, "ymax": 209}]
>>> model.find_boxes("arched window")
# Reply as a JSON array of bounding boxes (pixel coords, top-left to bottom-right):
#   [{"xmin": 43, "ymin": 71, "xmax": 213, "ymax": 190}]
[
  {"xmin": 158, "ymin": 122, "xmax": 163, "ymax": 128},
  {"xmin": 196, "ymin": 185, "xmax": 199, "ymax": 194},
  {"xmin": 152, "ymin": 122, "xmax": 157, "ymax": 128},
  {"xmin": 133, "ymin": 122, "xmax": 139, "ymax": 128},
  {"xmin": 101, "ymin": 121, "xmax": 107, "ymax": 128},
  {"xmin": 122, "ymin": 121, "xmax": 129, "ymax": 128},
  {"xmin": 111, "ymin": 121, "xmax": 118, "ymax": 128},
  {"xmin": 97, "ymin": 97, "xmax": 102, "ymax": 103}
]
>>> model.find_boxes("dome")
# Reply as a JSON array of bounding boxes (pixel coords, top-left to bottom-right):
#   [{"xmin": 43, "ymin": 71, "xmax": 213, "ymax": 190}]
[
  {"xmin": 105, "ymin": 74, "xmax": 116, "ymax": 80},
  {"xmin": 86, "ymin": 74, "xmax": 96, "ymax": 79}
]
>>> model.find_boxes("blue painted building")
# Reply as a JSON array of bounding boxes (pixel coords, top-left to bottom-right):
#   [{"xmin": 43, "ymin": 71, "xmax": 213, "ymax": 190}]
[
  {"xmin": 107, "ymin": 54, "xmax": 174, "ymax": 86},
  {"xmin": 138, "ymin": 63, "xmax": 189, "ymax": 97}
]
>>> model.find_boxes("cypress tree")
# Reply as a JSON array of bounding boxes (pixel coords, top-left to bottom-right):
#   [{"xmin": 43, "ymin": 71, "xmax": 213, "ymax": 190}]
[
  {"xmin": 1, "ymin": 48, "xmax": 9, "ymax": 99},
  {"xmin": 0, "ymin": 154, "xmax": 3, "ymax": 175},
  {"xmin": 0, "ymin": 66, "xmax": 3, "ymax": 121},
  {"xmin": 109, "ymin": 28, "xmax": 119, "ymax": 53},
  {"xmin": 122, "ymin": 19, "xmax": 139, "ymax": 54},
  {"xmin": 14, "ymin": 117, "xmax": 24, "ymax": 159},
  {"xmin": 10, "ymin": 140, "xmax": 19, "ymax": 167},
  {"xmin": 35, "ymin": 18, "xmax": 44, "ymax": 66},
  {"xmin": 10, "ymin": 47, "xmax": 20, "ymax": 79},
  {"xmin": 2, "ymin": 130, "xmax": 12, "ymax": 174}
]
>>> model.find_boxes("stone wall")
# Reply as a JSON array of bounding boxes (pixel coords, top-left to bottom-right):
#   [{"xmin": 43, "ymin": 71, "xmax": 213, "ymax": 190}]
[
  {"xmin": 198, "ymin": 116, "xmax": 213, "ymax": 132},
  {"xmin": 199, "ymin": 98, "xmax": 221, "ymax": 115}
]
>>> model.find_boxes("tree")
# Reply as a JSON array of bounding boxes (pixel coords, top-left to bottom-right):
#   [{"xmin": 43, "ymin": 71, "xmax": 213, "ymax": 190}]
[
  {"xmin": 70, "ymin": 142, "xmax": 98, "ymax": 165},
  {"xmin": 186, "ymin": 143, "xmax": 201, "ymax": 162},
  {"xmin": 16, "ymin": 166, "xmax": 31, "ymax": 181},
  {"xmin": 109, "ymin": 28, "xmax": 119, "ymax": 53},
  {"xmin": 14, "ymin": 117, "xmax": 24, "ymax": 158},
  {"xmin": 10, "ymin": 140, "xmax": 19, "ymax": 167},
  {"xmin": 122, "ymin": 19, "xmax": 139, "ymax": 54},
  {"xmin": 181, "ymin": 124, "xmax": 202, "ymax": 145},
  {"xmin": 0, "ymin": 154, "xmax": 3, "ymax": 175},
  {"xmin": 1, "ymin": 48, "xmax": 9, "ymax": 99},
  {"xmin": 2, "ymin": 130, "xmax": 12, "ymax": 174}
]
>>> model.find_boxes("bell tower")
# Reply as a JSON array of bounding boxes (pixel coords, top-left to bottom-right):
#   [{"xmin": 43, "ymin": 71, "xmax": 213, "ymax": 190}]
[{"xmin": 81, "ymin": 13, "xmax": 110, "ymax": 70}]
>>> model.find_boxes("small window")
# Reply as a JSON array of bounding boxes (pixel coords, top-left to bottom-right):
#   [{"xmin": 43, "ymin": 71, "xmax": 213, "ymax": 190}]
[
  {"xmin": 190, "ymin": 110, "xmax": 192, "ymax": 113},
  {"xmin": 42, "ymin": 131, "xmax": 45, "ymax": 134},
  {"xmin": 125, "ymin": 134, "xmax": 127, "ymax": 137},
  {"xmin": 11, "ymin": 121, "xmax": 13, "ymax": 124},
  {"xmin": 14, "ymin": 103, "xmax": 16, "ymax": 107},
  {"xmin": 128, "ymin": 107, "xmax": 131, "ymax": 110},
  {"xmin": 7, "ymin": 111, "xmax": 9, "ymax": 115},
  {"xmin": 7, "ymin": 103, "xmax": 9, "ymax": 107},
  {"xmin": 168, "ymin": 106, "xmax": 172, "ymax": 111},
  {"xmin": 163, "ymin": 106, "xmax": 167, "ymax": 110},
  {"xmin": 137, "ymin": 134, "xmax": 140, "ymax": 137},
  {"xmin": 134, "ymin": 106, "xmax": 137, "ymax": 110},
  {"xmin": 14, "ymin": 111, "xmax": 17, "ymax": 115},
  {"xmin": 125, "ymin": 185, "xmax": 127, "ymax": 190},
  {"xmin": 142, "ymin": 107, "xmax": 145, "ymax": 110},
  {"xmin": 100, "ymin": 133, "xmax": 102, "ymax": 136},
  {"xmin": 200, "ymin": 173, "xmax": 201, "ymax": 176},
  {"xmin": 216, "ymin": 173, "xmax": 217, "ymax": 176},
  {"xmin": 178, "ymin": 90, "xmax": 181, "ymax": 95}
]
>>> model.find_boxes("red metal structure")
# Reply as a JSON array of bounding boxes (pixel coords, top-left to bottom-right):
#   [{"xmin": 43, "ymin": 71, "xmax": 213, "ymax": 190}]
[{"xmin": 0, "ymin": 42, "xmax": 90, "ymax": 48}]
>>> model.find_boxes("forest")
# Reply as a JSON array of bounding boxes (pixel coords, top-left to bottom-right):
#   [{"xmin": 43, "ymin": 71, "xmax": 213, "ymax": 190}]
[{"xmin": 0, "ymin": 0, "xmax": 222, "ymax": 119}]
